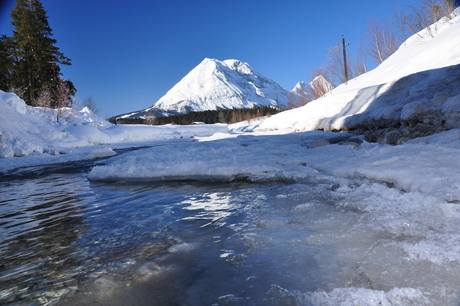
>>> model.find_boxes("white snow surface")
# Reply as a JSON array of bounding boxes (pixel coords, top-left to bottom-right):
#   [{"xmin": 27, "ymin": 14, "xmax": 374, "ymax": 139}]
[
  {"xmin": 0, "ymin": 90, "xmax": 228, "ymax": 170},
  {"xmin": 120, "ymin": 58, "xmax": 290, "ymax": 119},
  {"xmin": 85, "ymin": 128, "xmax": 460, "ymax": 304},
  {"xmin": 3, "ymin": 10, "xmax": 460, "ymax": 305},
  {"xmin": 87, "ymin": 128, "xmax": 460, "ymax": 201},
  {"xmin": 259, "ymin": 11, "xmax": 460, "ymax": 132}
]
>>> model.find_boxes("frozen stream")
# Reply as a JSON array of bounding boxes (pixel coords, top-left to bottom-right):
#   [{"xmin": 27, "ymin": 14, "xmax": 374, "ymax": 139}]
[{"xmin": 1, "ymin": 156, "xmax": 460, "ymax": 305}]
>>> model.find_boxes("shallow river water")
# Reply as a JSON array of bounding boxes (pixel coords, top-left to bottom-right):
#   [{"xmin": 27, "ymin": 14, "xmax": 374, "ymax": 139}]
[{"xmin": 1, "ymin": 156, "xmax": 460, "ymax": 305}]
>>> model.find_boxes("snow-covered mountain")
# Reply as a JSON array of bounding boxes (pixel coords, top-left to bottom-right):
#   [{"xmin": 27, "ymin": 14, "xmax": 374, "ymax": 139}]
[
  {"xmin": 289, "ymin": 82, "xmax": 310, "ymax": 107},
  {"xmin": 118, "ymin": 58, "xmax": 290, "ymax": 119},
  {"xmin": 289, "ymin": 76, "xmax": 335, "ymax": 107}
]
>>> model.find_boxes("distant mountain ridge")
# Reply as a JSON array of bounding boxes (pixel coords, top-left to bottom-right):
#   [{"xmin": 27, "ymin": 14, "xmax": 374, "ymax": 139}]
[
  {"xmin": 289, "ymin": 76, "xmax": 335, "ymax": 107},
  {"xmin": 116, "ymin": 58, "xmax": 290, "ymax": 119}
]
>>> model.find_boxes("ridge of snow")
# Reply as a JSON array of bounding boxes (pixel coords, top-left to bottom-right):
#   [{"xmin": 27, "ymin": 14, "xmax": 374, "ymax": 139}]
[
  {"xmin": 259, "ymin": 12, "xmax": 460, "ymax": 132},
  {"xmin": 0, "ymin": 92, "xmax": 60, "ymax": 158}
]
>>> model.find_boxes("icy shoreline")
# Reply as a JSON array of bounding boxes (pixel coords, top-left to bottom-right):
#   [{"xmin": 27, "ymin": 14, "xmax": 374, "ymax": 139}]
[{"xmin": 2, "ymin": 8, "xmax": 460, "ymax": 305}]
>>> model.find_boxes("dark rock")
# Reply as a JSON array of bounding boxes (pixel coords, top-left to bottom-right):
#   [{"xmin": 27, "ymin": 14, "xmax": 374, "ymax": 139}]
[
  {"xmin": 310, "ymin": 139, "xmax": 330, "ymax": 149},
  {"xmin": 379, "ymin": 130, "xmax": 403, "ymax": 145}
]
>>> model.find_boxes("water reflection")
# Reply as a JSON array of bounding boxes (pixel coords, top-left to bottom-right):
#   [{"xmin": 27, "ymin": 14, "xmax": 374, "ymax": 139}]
[
  {"xmin": 181, "ymin": 191, "xmax": 240, "ymax": 228},
  {"xmin": 1, "ymin": 168, "xmax": 339, "ymax": 305},
  {"xmin": 0, "ymin": 173, "xmax": 88, "ymax": 304},
  {"xmin": 61, "ymin": 181, "xmax": 339, "ymax": 306}
]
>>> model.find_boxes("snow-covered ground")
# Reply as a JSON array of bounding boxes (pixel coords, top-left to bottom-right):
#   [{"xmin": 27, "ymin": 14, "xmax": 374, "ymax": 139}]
[
  {"xmin": 2, "ymin": 8, "xmax": 460, "ymax": 306},
  {"xmin": 259, "ymin": 11, "xmax": 460, "ymax": 133},
  {"xmin": 0, "ymin": 91, "xmax": 228, "ymax": 172}
]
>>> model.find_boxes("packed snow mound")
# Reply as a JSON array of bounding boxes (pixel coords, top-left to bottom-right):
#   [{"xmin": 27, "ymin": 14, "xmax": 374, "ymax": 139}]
[
  {"xmin": 259, "ymin": 11, "xmax": 460, "ymax": 136},
  {"xmin": 69, "ymin": 106, "xmax": 113, "ymax": 128},
  {"xmin": 118, "ymin": 58, "xmax": 289, "ymax": 119},
  {"xmin": 60, "ymin": 123, "xmax": 229, "ymax": 147},
  {"xmin": 0, "ymin": 91, "xmax": 228, "ymax": 159},
  {"xmin": 88, "ymin": 124, "xmax": 460, "ymax": 203},
  {"xmin": 88, "ymin": 131, "xmax": 351, "ymax": 182},
  {"xmin": 0, "ymin": 90, "xmax": 28, "ymax": 115},
  {"xmin": 0, "ymin": 91, "xmax": 61, "ymax": 158},
  {"xmin": 29, "ymin": 106, "xmax": 112, "ymax": 128}
]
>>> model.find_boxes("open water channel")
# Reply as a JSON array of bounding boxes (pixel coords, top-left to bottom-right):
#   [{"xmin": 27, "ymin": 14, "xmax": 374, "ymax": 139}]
[{"xmin": 1, "ymin": 151, "xmax": 459, "ymax": 305}]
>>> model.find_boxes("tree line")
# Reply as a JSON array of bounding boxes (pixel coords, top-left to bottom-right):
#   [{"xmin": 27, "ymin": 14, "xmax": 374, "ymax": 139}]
[
  {"xmin": 0, "ymin": 0, "xmax": 75, "ymax": 109},
  {"xmin": 109, "ymin": 106, "xmax": 281, "ymax": 125}
]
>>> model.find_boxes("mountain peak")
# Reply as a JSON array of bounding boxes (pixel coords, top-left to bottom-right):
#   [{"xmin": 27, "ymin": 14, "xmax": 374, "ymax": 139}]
[
  {"xmin": 221, "ymin": 59, "xmax": 253, "ymax": 75},
  {"xmin": 118, "ymin": 58, "xmax": 289, "ymax": 119}
]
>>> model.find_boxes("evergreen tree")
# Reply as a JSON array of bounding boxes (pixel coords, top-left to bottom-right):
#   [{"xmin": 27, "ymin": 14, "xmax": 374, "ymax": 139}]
[
  {"xmin": 9, "ymin": 0, "xmax": 73, "ymax": 105},
  {"xmin": 0, "ymin": 35, "xmax": 14, "ymax": 91}
]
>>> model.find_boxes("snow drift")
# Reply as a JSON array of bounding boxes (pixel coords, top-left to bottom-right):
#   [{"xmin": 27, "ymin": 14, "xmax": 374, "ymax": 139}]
[
  {"xmin": 0, "ymin": 91, "xmax": 62, "ymax": 158},
  {"xmin": 0, "ymin": 90, "xmax": 229, "ymax": 159},
  {"xmin": 259, "ymin": 11, "xmax": 460, "ymax": 139}
]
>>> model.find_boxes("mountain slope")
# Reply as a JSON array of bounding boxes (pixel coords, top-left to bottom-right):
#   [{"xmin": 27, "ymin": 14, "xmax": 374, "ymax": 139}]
[
  {"xmin": 118, "ymin": 58, "xmax": 289, "ymax": 119},
  {"xmin": 289, "ymin": 76, "xmax": 335, "ymax": 107},
  {"xmin": 289, "ymin": 82, "xmax": 310, "ymax": 107}
]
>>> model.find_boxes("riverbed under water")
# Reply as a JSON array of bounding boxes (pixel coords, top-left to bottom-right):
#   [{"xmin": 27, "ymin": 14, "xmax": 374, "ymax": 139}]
[{"xmin": 1, "ymin": 156, "xmax": 460, "ymax": 305}]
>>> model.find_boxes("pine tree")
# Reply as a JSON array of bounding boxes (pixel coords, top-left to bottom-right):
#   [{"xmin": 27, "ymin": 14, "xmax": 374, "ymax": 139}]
[
  {"xmin": 9, "ymin": 0, "xmax": 73, "ymax": 105},
  {"xmin": 0, "ymin": 35, "xmax": 14, "ymax": 91}
]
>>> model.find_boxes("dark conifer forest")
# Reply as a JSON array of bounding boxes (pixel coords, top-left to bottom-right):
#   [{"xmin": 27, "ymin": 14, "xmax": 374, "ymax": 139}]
[
  {"xmin": 109, "ymin": 106, "xmax": 281, "ymax": 125},
  {"xmin": 0, "ymin": 0, "xmax": 75, "ymax": 107}
]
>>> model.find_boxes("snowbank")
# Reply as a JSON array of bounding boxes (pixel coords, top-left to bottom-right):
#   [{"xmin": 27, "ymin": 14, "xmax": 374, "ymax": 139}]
[
  {"xmin": 88, "ymin": 127, "xmax": 460, "ymax": 201},
  {"xmin": 0, "ymin": 91, "xmax": 62, "ymax": 158},
  {"xmin": 0, "ymin": 90, "xmax": 229, "ymax": 159},
  {"xmin": 28, "ymin": 105, "xmax": 113, "ymax": 128},
  {"xmin": 259, "ymin": 12, "xmax": 460, "ymax": 135},
  {"xmin": 303, "ymin": 129, "xmax": 460, "ymax": 202},
  {"xmin": 88, "ymin": 131, "xmax": 350, "ymax": 182}
]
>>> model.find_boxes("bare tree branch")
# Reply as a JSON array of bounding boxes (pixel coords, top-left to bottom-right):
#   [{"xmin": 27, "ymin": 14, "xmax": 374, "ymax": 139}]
[
  {"xmin": 309, "ymin": 67, "xmax": 335, "ymax": 99},
  {"xmin": 326, "ymin": 44, "xmax": 351, "ymax": 84},
  {"xmin": 83, "ymin": 96, "xmax": 99, "ymax": 115},
  {"xmin": 353, "ymin": 44, "xmax": 369, "ymax": 76},
  {"xmin": 367, "ymin": 17, "xmax": 399, "ymax": 64}
]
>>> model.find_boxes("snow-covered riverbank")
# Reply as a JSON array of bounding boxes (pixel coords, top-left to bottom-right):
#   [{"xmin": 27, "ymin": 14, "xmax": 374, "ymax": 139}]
[{"xmin": 2, "ymin": 7, "xmax": 460, "ymax": 306}]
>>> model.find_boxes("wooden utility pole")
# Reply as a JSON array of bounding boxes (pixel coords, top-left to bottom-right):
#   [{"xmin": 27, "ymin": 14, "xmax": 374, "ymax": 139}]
[{"xmin": 342, "ymin": 35, "xmax": 349, "ymax": 83}]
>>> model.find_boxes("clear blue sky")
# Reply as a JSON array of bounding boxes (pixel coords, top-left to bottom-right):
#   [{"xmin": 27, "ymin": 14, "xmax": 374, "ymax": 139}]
[{"xmin": 0, "ymin": 0, "xmax": 420, "ymax": 118}]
